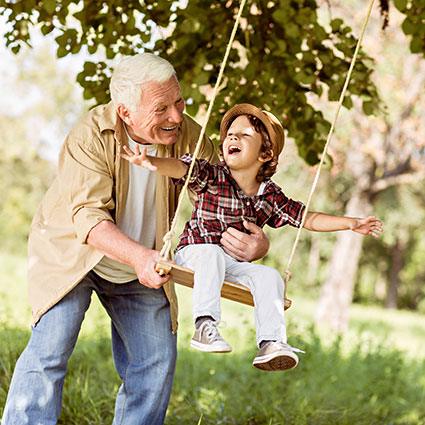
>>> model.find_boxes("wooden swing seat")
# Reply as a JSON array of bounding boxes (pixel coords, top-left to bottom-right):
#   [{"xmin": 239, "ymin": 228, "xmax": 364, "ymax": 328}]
[{"xmin": 156, "ymin": 260, "xmax": 292, "ymax": 310}]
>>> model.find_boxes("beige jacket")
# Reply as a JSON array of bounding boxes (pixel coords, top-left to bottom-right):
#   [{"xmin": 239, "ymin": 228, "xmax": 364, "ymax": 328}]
[{"xmin": 28, "ymin": 101, "xmax": 217, "ymax": 332}]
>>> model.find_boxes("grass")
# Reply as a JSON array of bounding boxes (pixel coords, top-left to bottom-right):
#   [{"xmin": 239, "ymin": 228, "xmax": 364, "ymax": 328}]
[{"xmin": 1, "ymin": 251, "xmax": 425, "ymax": 424}]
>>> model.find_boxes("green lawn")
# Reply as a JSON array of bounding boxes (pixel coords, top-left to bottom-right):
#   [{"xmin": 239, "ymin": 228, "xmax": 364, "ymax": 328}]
[{"xmin": 1, "ymin": 252, "xmax": 425, "ymax": 424}]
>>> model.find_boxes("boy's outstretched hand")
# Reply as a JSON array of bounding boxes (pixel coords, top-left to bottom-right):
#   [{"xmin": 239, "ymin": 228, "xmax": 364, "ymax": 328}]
[
  {"xmin": 119, "ymin": 145, "xmax": 158, "ymax": 172},
  {"xmin": 350, "ymin": 216, "xmax": 383, "ymax": 238}
]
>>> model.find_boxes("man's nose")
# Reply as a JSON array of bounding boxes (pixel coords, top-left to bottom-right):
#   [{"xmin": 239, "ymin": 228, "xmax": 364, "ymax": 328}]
[{"xmin": 168, "ymin": 105, "xmax": 183, "ymax": 123}]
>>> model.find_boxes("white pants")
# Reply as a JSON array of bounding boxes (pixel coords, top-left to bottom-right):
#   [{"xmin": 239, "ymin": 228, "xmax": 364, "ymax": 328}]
[{"xmin": 174, "ymin": 244, "xmax": 287, "ymax": 347}]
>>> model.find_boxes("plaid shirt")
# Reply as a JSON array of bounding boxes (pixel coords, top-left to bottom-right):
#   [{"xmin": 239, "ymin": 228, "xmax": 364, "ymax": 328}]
[{"xmin": 173, "ymin": 154, "xmax": 305, "ymax": 254}]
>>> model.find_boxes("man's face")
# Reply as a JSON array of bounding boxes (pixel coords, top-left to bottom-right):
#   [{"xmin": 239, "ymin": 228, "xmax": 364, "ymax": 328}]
[{"xmin": 125, "ymin": 76, "xmax": 185, "ymax": 145}]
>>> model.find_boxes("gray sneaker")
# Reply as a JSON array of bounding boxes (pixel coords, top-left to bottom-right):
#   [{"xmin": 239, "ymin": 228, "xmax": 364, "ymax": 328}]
[
  {"xmin": 253, "ymin": 341, "xmax": 300, "ymax": 371},
  {"xmin": 190, "ymin": 320, "xmax": 232, "ymax": 353}
]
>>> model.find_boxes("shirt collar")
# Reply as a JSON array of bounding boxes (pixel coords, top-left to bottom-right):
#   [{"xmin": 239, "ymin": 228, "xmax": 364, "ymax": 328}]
[{"xmin": 217, "ymin": 161, "xmax": 278, "ymax": 197}]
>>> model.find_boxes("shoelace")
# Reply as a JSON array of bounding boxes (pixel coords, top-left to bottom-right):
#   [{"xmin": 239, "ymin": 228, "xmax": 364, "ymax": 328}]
[
  {"xmin": 200, "ymin": 320, "xmax": 227, "ymax": 342},
  {"xmin": 270, "ymin": 341, "xmax": 306, "ymax": 354}
]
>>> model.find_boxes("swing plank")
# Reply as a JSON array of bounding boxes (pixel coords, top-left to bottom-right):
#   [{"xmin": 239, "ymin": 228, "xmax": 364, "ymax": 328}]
[{"xmin": 156, "ymin": 260, "xmax": 292, "ymax": 310}]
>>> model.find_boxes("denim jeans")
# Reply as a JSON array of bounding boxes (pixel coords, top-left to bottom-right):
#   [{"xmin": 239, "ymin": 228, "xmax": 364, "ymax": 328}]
[
  {"xmin": 1, "ymin": 271, "xmax": 177, "ymax": 425},
  {"xmin": 175, "ymin": 244, "xmax": 287, "ymax": 347}
]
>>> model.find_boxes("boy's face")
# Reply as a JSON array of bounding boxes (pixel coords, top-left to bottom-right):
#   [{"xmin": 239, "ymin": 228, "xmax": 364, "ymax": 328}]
[{"xmin": 222, "ymin": 115, "xmax": 269, "ymax": 174}]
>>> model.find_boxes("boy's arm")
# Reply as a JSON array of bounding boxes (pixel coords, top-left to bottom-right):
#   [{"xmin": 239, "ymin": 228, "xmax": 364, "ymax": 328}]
[
  {"xmin": 304, "ymin": 212, "xmax": 383, "ymax": 238},
  {"xmin": 120, "ymin": 145, "xmax": 188, "ymax": 179}
]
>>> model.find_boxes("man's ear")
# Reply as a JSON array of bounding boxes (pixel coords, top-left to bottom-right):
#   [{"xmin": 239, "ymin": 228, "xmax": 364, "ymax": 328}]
[
  {"xmin": 259, "ymin": 149, "xmax": 273, "ymax": 163},
  {"xmin": 117, "ymin": 104, "xmax": 132, "ymax": 125}
]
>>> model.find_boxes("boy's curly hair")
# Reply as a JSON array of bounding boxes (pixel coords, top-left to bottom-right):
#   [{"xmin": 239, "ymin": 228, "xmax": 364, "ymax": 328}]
[{"xmin": 219, "ymin": 114, "xmax": 278, "ymax": 182}]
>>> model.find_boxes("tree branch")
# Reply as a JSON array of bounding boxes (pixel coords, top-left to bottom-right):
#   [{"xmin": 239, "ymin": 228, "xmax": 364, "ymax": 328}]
[{"xmin": 371, "ymin": 170, "xmax": 425, "ymax": 194}]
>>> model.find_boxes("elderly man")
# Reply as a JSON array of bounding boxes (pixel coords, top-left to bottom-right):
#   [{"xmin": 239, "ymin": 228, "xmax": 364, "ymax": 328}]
[{"xmin": 2, "ymin": 53, "xmax": 269, "ymax": 425}]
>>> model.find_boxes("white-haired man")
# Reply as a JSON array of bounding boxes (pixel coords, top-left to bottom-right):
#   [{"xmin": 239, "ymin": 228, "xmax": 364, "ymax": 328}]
[{"xmin": 2, "ymin": 53, "xmax": 270, "ymax": 425}]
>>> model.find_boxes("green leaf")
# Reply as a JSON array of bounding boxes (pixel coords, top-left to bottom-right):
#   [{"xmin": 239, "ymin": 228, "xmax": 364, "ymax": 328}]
[
  {"xmin": 57, "ymin": 46, "xmax": 68, "ymax": 58},
  {"xmin": 88, "ymin": 44, "xmax": 97, "ymax": 54},
  {"xmin": 294, "ymin": 70, "xmax": 315, "ymax": 85},
  {"xmin": 83, "ymin": 61, "xmax": 97, "ymax": 75},
  {"xmin": 306, "ymin": 149, "xmax": 319, "ymax": 165},
  {"xmin": 71, "ymin": 43, "xmax": 81, "ymax": 54},
  {"xmin": 319, "ymin": 51, "xmax": 332, "ymax": 65},
  {"xmin": 342, "ymin": 95, "xmax": 353, "ymax": 109},
  {"xmin": 410, "ymin": 36, "xmax": 423, "ymax": 54},
  {"xmin": 285, "ymin": 22, "xmax": 300, "ymax": 38},
  {"xmin": 76, "ymin": 71, "xmax": 85, "ymax": 85},
  {"xmin": 302, "ymin": 52, "xmax": 315, "ymax": 63},
  {"xmin": 41, "ymin": 24, "xmax": 53, "ymax": 35},
  {"xmin": 401, "ymin": 18, "xmax": 417, "ymax": 35},
  {"xmin": 83, "ymin": 88, "xmax": 93, "ymax": 100},
  {"xmin": 394, "ymin": 0, "xmax": 408, "ymax": 11},
  {"xmin": 362, "ymin": 101, "xmax": 374, "ymax": 116},
  {"xmin": 106, "ymin": 46, "xmax": 115, "ymax": 59},
  {"xmin": 272, "ymin": 9, "xmax": 290, "ymax": 24},
  {"xmin": 42, "ymin": 0, "xmax": 56, "ymax": 15},
  {"xmin": 11, "ymin": 45, "xmax": 21, "ymax": 54},
  {"xmin": 330, "ymin": 18, "xmax": 343, "ymax": 32},
  {"xmin": 328, "ymin": 84, "xmax": 341, "ymax": 101}
]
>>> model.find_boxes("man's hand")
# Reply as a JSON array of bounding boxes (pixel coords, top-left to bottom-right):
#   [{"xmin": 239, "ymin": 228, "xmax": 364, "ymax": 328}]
[
  {"xmin": 132, "ymin": 249, "xmax": 170, "ymax": 289},
  {"xmin": 87, "ymin": 220, "xmax": 169, "ymax": 289},
  {"xmin": 351, "ymin": 216, "xmax": 383, "ymax": 239},
  {"xmin": 220, "ymin": 220, "xmax": 270, "ymax": 262}
]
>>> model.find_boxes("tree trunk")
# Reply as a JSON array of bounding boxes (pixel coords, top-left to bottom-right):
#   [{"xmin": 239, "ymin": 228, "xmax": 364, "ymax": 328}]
[
  {"xmin": 307, "ymin": 234, "xmax": 320, "ymax": 282},
  {"xmin": 385, "ymin": 239, "xmax": 404, "ymax": 309},
  {"xmin": 314, "ymin": 191, "xmax": 372, "ymax": 332}
]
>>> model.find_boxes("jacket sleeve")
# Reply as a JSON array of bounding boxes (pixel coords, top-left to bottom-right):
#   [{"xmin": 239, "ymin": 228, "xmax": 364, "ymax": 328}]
[{"xmin": 57, "ymin": 133, "xmax": 115, "ymax": 243}]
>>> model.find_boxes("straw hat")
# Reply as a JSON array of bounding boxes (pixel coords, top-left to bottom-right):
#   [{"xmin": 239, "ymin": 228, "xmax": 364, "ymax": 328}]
[{"xmin": 220, "ymin": 104, "xmax": 285, "ymax": 158}]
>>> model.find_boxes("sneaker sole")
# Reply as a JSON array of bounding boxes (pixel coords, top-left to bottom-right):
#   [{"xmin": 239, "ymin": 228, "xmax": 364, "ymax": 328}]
[
  {"xmin": 253, "ymin": 353, "xmax": 298, "ymax": 371},
  {"xmin": 190, "ymin": 339, "xmax": 232, "ymax": 353}
]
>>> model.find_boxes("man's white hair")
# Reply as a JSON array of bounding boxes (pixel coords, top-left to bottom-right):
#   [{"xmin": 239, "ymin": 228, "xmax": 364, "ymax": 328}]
[{"xmin": 110, "ymin": 53, "xmax": 176, "ymax": 111}]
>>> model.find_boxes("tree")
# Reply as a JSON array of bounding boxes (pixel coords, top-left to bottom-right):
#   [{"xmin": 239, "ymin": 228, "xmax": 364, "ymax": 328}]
[
  {"xmin": 1, "ymin": 0, "xmax": 424, "ymax": 327},
  {"xmin": 356, "ymin": 182, "xmax": 425, "ymax": 310},
  {"xmin": 314, "ymin": 6, "xmax": 425, "ymax": 331},
  {"xmin": 0, "ymin": 0, "xmax": 385, "ymax": 164}
]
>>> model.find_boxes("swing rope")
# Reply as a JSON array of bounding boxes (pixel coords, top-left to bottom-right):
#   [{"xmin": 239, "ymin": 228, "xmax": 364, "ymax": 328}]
[
  {"xmin": 160, "ymin": 0, "xmax": 247, "ymax": 258},
  {"xmin": 159, "ymin": 0, "xmax": 376, "ymax": 298},
  {"xmin": 283, "ymin": 0, "xmax": 376, "ymax": 287}
]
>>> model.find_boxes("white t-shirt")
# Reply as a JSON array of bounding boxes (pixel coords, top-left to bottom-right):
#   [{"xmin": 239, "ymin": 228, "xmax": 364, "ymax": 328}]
[{"xmin": 93, "ymin": 130, "xmax": 158, "ymax": 283}]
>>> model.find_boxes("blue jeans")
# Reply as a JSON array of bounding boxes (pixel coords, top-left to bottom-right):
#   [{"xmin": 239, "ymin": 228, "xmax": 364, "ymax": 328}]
[{"xmin": 1, "ymin": 271, "xmax": 177, "ymax": 425}]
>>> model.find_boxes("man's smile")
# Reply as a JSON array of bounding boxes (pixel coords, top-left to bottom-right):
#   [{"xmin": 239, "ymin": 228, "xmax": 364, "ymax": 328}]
[{"xmin": 160, "ymin": 125, "xmax": 178, "ymax": 131}]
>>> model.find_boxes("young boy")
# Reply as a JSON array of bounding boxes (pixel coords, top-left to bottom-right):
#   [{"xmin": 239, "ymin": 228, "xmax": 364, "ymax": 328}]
[{"xmin": 120, "ymin": 104, "xmax": 382, "ymax": 372}]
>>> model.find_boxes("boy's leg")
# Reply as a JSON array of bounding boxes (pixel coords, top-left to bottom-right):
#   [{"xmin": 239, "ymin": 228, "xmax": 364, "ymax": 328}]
[
  {"xmin": 1, "ymin": 276, "xmax": 93, "ymax": 425},
  {"xmin": 175, "ymin": 244, "xmax": 231, "ymax": 353},
  {"xmin": 95, "ymin": 277, "xmax": 177, "ymax": 425},
  {"xmin": 224, "ymin": 257, "xmax": 299, "ymax": 370},
  {"xmin": 224, "ymin": 258, "xmax": 287, "ymax": 345},
  {"xmin": 175, "ymin": 244, "xmax": 226, "ymax": 323}
]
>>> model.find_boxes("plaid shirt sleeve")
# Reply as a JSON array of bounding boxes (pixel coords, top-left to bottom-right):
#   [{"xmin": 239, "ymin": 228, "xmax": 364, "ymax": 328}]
[
  {"xmin": 267, "ymin": 189, "xmax": 306, "ymax": 228},
  {"xmin": 172, "ymin": 153, "xmax": 217, "ymax": 194}
]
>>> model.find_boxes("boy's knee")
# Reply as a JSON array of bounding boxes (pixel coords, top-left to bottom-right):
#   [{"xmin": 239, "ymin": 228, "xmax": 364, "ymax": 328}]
[
  {"xmin": 256, "ymin": 265, "xmax": 283, "ymax": 283},
  {"xmin": 195, "ymin": 244, "xmax": 225, "ymax": 261}
]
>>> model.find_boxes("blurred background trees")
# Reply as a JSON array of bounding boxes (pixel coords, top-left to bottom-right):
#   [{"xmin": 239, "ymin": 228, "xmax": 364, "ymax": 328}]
[
  {"xmin": 0, "ymin": 43, "xmax": 90, "ymax": 252},
  {"xmin": 0, "ymin": 0, "xmax": 424, "ymax": 330}
]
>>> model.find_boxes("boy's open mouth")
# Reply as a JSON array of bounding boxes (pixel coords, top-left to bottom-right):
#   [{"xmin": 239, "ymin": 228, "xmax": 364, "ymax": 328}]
[{"xmin": 228, "ymin": 145, "xmax": 241, "ymax": 155}]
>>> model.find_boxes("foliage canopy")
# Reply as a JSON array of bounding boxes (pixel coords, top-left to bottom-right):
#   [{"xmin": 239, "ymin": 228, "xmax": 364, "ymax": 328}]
[{"xmin": 0, "ymin": 0, "xmax": 422, "ymax": 163}]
